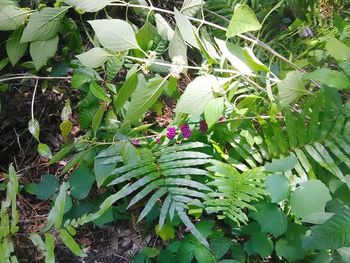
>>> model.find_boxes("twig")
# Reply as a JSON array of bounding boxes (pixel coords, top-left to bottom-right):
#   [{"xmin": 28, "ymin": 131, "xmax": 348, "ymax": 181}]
[{"xmin": 0, "ymin": 75, "xmax": 71, "ymax": 83}]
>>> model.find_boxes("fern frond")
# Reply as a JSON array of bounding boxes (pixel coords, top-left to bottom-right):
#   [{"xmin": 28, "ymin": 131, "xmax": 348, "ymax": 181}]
[
  {"xmin": 107, "ymin": 142, "xmax": 213, "ymax": 247},
  {"xmin": 205, "ymin": 161, "xmax": 266, "ymax": 226}
]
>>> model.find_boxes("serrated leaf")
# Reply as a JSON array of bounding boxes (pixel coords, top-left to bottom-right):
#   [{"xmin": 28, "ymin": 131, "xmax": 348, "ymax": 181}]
[
  {"xmin": 0, "ymin": 5, "xmax": 28, "ymax": 31},
  {"xmin": 204, "ymin": 97, "xmax": 224, "ymax": 128},
  {"xmin": 122, "ymin": 77, "xmax": 167, "ymax": 128},
  {"xmin": 88, "ymin": 19, "xmax": 140, "ymax": 51},
  {"xmin": 21, "ymin": 7, "xmax": 69, "ymax": 42},
  {"xmin": 226, "ymin": 4, "xmax": 262, "ymax": 37},
  {"xmin": 89, "ymin": 81, "xmax": 111, "ymax": 103},
  {"xmin": 6, "ymin": 27, "xmax": 28, "ymax": 65},
  {"xmin": 210, "ymin": 235, "xmax": 231, "ymax": 260},
  {"xmin": 76, "ymin": 48, "xmax": 112, "ymax": 68},
  {"xmin": 67, "ymin": 166, "xmax": 95, "ymax": 200},
  {"xmin": 30, "ymin": 35, "xmax": 59, "ymax": 70},
  {"xmin": 277, "ymin": 71, "xmax": 307, "ymax": 107},
  {"xmin": 64, "ymin": 0, "xmax": 109, "ymax": 12},
  {"xmin": 38, "ymin": 143, "xmax": 52, "ymax": 159}
]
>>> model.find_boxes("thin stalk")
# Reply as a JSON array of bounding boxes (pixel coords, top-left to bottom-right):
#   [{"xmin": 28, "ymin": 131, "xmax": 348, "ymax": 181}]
[
  {"xmin": 0, "ymin": 75, "xmax": 71, "ymax": 82},
  {"xmin": 31, "ymin": 78, "xmax": 39, "ymax": 121}
]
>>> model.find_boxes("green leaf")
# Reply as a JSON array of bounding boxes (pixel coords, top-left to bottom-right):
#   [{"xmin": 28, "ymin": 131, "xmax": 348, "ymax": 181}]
[
  {"xmin": 194, "ymin": 246, "xmax": 215, "ymax": 263},
  {"xmin": 304, "ymin": 68, "xmax": 350, "ymax": 90},
  {"xmin": 6, "ymin": 27, "xmax": 28, "ymax": 65},
  {"xmin": 276, "ymin": 238, "xmax": 305, "ymax": 262},
  {"xmin": 37, "ymin": 174, "xmax": 59, "ymax": 200},
  {"xmin": 291, "ymin": 180, "xmax": 332, "ymax": 219},
  {"xmin": 89, "ymin": 82, "xmax": 111, "ymax": 103},
  {"xmin": 44, "ymin": 233, "xmax": 55, "ymax": 263},
  {"xmin": 302, "ymin": 207, "xmax": 350, "ymax": 250},
  {"xmin": 266, "ymin": 174, "xmax": 290, "ymax": 203},
  {"xmin": 76, "ymin": 48, "xmax": 112, "ymax": 68},
  {"xmin": 67, "ymin": 167, "xmax": 95, "ymax": 200},
  {"xmin": 181, "ymin": 0, "xmax": 203, "ymax": 17},
  {"xmin": 28, "ymin": 119, "xmax": 40, "ymax": 141},
  {"xmin": 325, "ymin": 37, "xmax": 350, "ymax": 62},
  {"xmin": 175, "ymin": 75, "xmax": 225, "ymax": 116},
  {"xmin": 48, "ymin": 142, "xmax": 75, "ymax": 165},
  {"xmin": 38, "ymin": 143, "xmax": 52, "ymax": 159},
  {"xmin": 60, "ymin": 120, "xmax": 73, "ymax": 139},
  {"xmin": 30, "ymin": 35, "xmax": 59, "ymax": 70},
  {"xmin": 114, "ymin": 69, "xmax": 140, "ymax": 114},
  {"xmin": 0, "ymin": 0, "xmax": 18, "ymax": 9},
  {"xmin": 21, "ymin": 7, "xmax": 69, "ymax": 42},
  {"xmin": 243, "ymin": 232, "xmax": 273, "ymax": 257},
  {"xmin": 122, "ymin": 141, "xmax": 141, "ymax": 165},
  {"xmin": 215, "ymin": 39, "xmax": 252, "ymax": 74},
  {"xmin": 122, "ymin": 77, "xmax": 167, "ymax": 127},
  {"xmin": 226, "ymin": 4, "xmax": 262, "ymax": 37},
  {"xmin": 250, "ymin": 200, "xmax": 287, "ymax": 237},
  {"xmin": 138, "ymin": 187, "xmax": 167, "ymax": 221},
  {"xmin": 140, "ymin": 247, "xmax": 160, "ymax": 258},
  {"xmin": 46, "ymin": 183, "xmax": 67, "ymax": 230},
  {"xmin": 64, "ymin": 0, "xmax": 109, "ymax": 12},
  {"xmin": 0, "ymin": 5, "xmax": 28, "ymax": 31},
  {"xmin": 210, "ymin": 235, "xmax": 231, "ymax": 260},
  {"xmin": 168, "ymin": 28, "xmax": 187, "ymax": 70},
  {"xmin": 265, "ymin": 155, "xmax": 298, "ymax": 173},
  {"xmin": 277, "ymin": 71, "xmax": 307, "ymax": 107},
  {"xmin": 29, "ymin": 233, "xmax": 45, "ymax": 251},
  {"xmin": 174, "ymin": 8, "xmax": 199, "ymax": 49},
  {"xmin": 88, "ymin": 19, "xmax": 140, "ymax": 51},
  {"xmin": 155, "ymin": 223, "xmax": 175, "ymax": 241},
  {"xmin": 91, "ymin": 104, "xmax": 105, "ymax": 137},
  {"xmin": 60, "ymin": 229, "xmax": 85, "ymax": 257},
  {"xmin": 204, "ymin": 97, "xmax": 224, "ymax": 129}
]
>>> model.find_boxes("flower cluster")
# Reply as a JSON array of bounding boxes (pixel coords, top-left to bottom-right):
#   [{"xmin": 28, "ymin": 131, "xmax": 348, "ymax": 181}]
[
  {"xmin": 180, "ymin": 124, "xmax": 192, "ymax": 138},
  {"xmin": 166, "ymin": 127, "xmax": 177, "ymax": 139}
]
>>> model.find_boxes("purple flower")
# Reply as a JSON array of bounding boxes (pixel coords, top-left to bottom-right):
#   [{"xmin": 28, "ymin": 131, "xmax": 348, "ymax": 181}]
[
  {"xmin": 131, "ymin": 139, "xmax": 140, "ymax": 146},
  {"xmin": 180, "ymin": 124, "xmax": 192, "ymax": 139},
  {"xmin": 166, "ymin": 127, "xmax": 176, "ymax": 139},
  {"xmin": 199, "ymin": 120, "xmax": 208, "ymax": 133}
]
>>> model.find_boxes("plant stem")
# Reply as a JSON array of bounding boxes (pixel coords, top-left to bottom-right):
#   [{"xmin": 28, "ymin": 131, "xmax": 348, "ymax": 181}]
[
  {"xmin": 31, "ymin": 78, "xmax": 39, "ymax": 121},
  {"xmin": 0, "ymin": 75, "xmax": 71, "ymax": 83}
]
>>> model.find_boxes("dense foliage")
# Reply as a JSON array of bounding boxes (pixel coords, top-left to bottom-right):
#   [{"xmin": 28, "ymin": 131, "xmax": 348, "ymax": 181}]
[{"xmin": 1, "ymin": 0, "xmax": 350, "ymax": 262}]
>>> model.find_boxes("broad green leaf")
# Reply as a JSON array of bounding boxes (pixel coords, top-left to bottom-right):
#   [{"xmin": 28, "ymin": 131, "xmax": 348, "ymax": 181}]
[
  {"xmin": 64, "ymin": 0, "xmax": 109, "ymax": 12},
  {"xmin": 30, "ymin": 35, "xmax": 59, "ymax": 70},
  {"xmin": 168, "ymin": 28, "xmax": 187, "ymax": 72},
  {"xmin": 114, "ymin": 70, "xmax": 142, "ymax": 114},
  {"xmin": 0, "ymin": 0, "xmax": 18, "ymax": 9},
  {"xmin": 226, "ymin": 4, "xmax": 262, "ymax": 37},
  {"xmin": 38, "ymin": 143, "xmax": 52, "ymax": 159},
  {"xmin": 0, "ymin": 5, "xmax": 28, "ymax": 31},
  {"xmin": 28, "ymin": 119, "xmax": 40, "ymax": 141},
  {"xmin": 303, "ymin": 207, "xmax": 350, "ymax": 250},
  {"xmin": 194, "ymin": 246, "xmax": 215, "ymax": 263},
  {"xmin": 250, "ymin": 200, "xmax": 287, "ymax": 237},
  {"xmin": 90, "ymin": 82, "xmax": 111, "ymax": 103},
  {"xmin": 265, "ymin": 155, "xmax": 297, "ymax": 173},
  {"xmin": 91, "ymin": 104, "xmax": 105, "ymax": 137},
  {"xmin": 122, "ymin": 77, "xmax": 167, "ymax": 127},
  {"xmin": 76, "ymin": 48, "xmax": 112, "ymax": 68},
  {"xmin": 174, "ymin": 8, "xmax": 199, "ymax": 49},
  {"xmin": 136, "ymin": 20, "xmax": 158, "ymax": 53},
  {"xmin": 277, "ymin": 71, "xmax": 307, "ymax": 107},
  {"xmin": 175, "ymin": 75, "xmax": 226, "ymax": 116},
  {"xmin": 6, "ymin": 27, "xmax": 28, "ymax": 65},
  {"xmin": 266, "ymin": 174, "xmax": 290, "ymax": 203},
  {"xmin": 67, "ymin": 166, "xmax": 95, "ymax": 200},
  {"xmin": 61, "ymin": 149, "xmax": 92, "ymax": 174},
  {"xmin": 325, "ymin": 37, "xmax": 350, "ymax": 62},
  {"xmin": 243, "ymin": 47, "xmax": 270, "ymax": 72},
  {"xmin": 48, "ymin": 142, "xmax": 74, "ymax": 165},
  {"xmin": 291, "ymin": 180, "xmax": 332, "ymax": 219},
  {"xmin": 276, "ymin": 238, "xmax": 305, "ymax": 262},
  {"xmin": 37, "ymin": 174, "xmax": 59, "ymax": 200},
  {"xmin": 304, "ymin": 68, "xmax": 350, "ymax": 90},
  {"xmin": 155, "ymin": 13, "xmax": 174, "ymax": 41},
  {"xmin": 21, "ymin": 7, "xmax": 69, "ymax": 42},
  {"xmin": 122, "ymin": 141, "xmax": 140, "ymax": 165},
  {"xmin": 181, "ymin": 0, "xmax": 203, "ymax": 17},
  {"xmin": 243, "ymin": 232, "xmax": 273, "ymax": 257},
  {"xmin": 155, "ymin": 223, "xmax": 175, "ymax": 241},
  {"xmin": 140, "ymin": 247, "xmax": 160, "ymax": 258},
  {"xmin": 215, "ymin": 39, "xmax": 252, "ymax": 74},
  {"xmin": 60, "ymin": 229, "xmax": 85, "ymax": 257},
  {"xmin": 88, "ymin": 19, "xmax": 140, "ymax": 51},
  {"xmin": 60, "ymin": 120, "xmax": 73, "ymax": 139},
  {"xmin": 204, "ymin": 97, "xmax": 224, "ymax": 128},
  {"xmin": 210, "ymin": 235, "xmax": 231, "ymax": 260}
]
